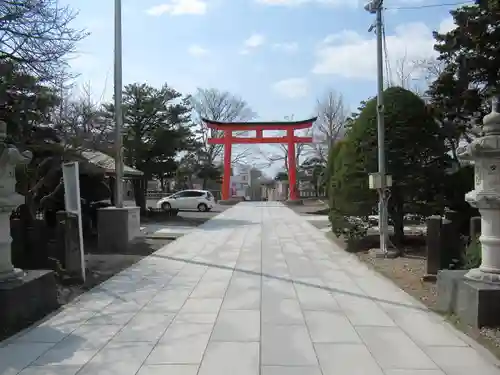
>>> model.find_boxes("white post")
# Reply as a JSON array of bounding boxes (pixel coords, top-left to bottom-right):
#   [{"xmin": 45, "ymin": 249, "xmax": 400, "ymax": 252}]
[
  {"xmin": 62, "ymin": 162, "xmax": 86, "ymax": 282},
  {"xmin": 458, "ymin": 96, "xmax": 500, "ymax": 282}
]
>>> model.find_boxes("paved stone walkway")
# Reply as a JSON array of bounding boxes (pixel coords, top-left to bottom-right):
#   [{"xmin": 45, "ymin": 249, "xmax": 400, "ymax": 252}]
[{"xmin": 2, "ymin": 202, "xmax": 500, "ymax": 375}]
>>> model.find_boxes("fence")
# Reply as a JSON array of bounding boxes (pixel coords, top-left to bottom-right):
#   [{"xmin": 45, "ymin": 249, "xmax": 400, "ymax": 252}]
[{"xmin": 300, "ymin": 190, "xmax": 327, "ymax": 199}]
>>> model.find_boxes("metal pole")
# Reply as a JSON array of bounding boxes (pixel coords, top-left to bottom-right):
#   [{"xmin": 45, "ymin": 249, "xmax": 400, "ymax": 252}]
[
  {"xmin": 375, "ymin": 0, "xmax": 388, "ymax": 253},
  {"xmin": 114, "ymin": 0, "xmax": 124, "ymax": 208}
]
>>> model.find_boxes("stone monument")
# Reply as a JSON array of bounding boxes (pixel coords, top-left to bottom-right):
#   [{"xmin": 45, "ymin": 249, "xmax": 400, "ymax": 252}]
[
  {"xmin": 436, "ymin": 97, "xmax": 500, "ymax": 328},
  {"xmin": 0, "ymin": 121, "xmax": 32, "ymax": 281}
]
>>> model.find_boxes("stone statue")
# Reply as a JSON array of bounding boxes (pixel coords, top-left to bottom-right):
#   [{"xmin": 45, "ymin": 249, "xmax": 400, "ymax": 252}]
[{"xmin": 0, "ymin": 121, "xmax": 32, "ymax": 281}]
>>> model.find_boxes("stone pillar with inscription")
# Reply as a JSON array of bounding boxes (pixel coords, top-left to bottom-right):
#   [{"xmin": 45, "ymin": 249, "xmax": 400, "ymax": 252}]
[
  {"xmin": 458, "ymin": 97, "xmax": 500, "ymax": 282},
  {"xmin": 0, "ymin": 121, "xmax": 33, "ymax": 281}
]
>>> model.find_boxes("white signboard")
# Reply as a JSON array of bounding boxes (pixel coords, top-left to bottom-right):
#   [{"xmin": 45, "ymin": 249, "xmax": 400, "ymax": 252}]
[{"xmin": 62, "ymin": 162, "xmax": 85, "ymax": 282}]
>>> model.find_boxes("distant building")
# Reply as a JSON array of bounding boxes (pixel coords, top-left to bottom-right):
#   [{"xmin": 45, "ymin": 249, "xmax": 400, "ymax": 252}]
[{"xmin": 230, "ymin": 165, "xmax": 263, "ymax": 199}]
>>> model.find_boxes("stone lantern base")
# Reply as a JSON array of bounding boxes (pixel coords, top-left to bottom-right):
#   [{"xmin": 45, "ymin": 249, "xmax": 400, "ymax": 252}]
[
  {"xmin": 0, "ymin": 270, "xmax": 59, "ymax": 339},
  {"xmin": 465, "ymin": 267, "xmax": 500, "ymax": 283},
  {"xmin": 436, "ymin": 270, "xmax": 500, "ymax": 328}
]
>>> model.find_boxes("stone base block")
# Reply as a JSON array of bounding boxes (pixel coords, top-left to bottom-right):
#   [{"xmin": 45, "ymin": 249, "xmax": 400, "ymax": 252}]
[
  {"xmin": 0, "ymin": 270, "xmax": 59, "ymax": 339},
  {"xmin": 436, "ymin": 269, "xmax": 500, "ymax": 328},
  {"xmin": 436, "ymin": 270, "xmax": 467, "ymax": 314},
  {"xmin": 97, "ymin": 206, "xmax": 140, "ymax": 253},
  {"xmin": 456, "ymin": 279, "xmax": 500, "ymax": 328}
]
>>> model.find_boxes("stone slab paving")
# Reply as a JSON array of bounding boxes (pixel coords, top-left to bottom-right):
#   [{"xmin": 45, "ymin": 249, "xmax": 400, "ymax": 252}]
[{"xmin": 1, "ymin": 202, "xmax": 500, "ymax": 375}]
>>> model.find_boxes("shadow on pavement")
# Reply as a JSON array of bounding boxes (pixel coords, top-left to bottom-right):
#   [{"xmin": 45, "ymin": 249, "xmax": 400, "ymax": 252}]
[
  {"xmin": 151, "ymin": 253, "xmax": 428, "ymax": 313},
  {"xmin": 1, "ymin": 325, "xmax": 87, "ymax": 373},
  {"xmin": 199, "ymin": 218, "xmax": 257, "ymax": 230}
]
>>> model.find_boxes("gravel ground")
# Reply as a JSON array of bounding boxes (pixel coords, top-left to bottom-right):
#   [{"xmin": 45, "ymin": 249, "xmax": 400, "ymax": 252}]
[{"xmin": 356, "ymin": 251, "xmax": 438, "ymax": 309}]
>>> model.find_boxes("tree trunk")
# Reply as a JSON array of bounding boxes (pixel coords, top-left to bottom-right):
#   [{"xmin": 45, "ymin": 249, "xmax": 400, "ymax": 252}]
[
  {"xmin": 390, "ymin": 201, "xmax": 405, "ymax": 248},
  {"xmin": 109, "ymin": 177, "xmax": 116, "ymax": 206},
  {"xmin": 160, "ymin": 178, "xmax": 165, "ymax": 192},
  {"xmin": 132, "ymin": 178, "xmax": 147, "ymax": 213}
]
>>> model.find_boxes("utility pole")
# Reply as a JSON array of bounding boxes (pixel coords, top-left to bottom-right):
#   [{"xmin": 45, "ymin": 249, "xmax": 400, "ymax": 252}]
[
  {"xmin": 365, "ymin": 0, "xmax": 389, "ymax": 255},
  {"xmin": 114, "ymin": 0, "xmax": 124, "ymax": 208}
]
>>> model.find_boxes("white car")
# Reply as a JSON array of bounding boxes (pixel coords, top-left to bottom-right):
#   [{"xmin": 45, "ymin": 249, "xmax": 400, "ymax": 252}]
[{"xmin": 156, "ymin": 189, "xmax": 215, "ymax": 212}]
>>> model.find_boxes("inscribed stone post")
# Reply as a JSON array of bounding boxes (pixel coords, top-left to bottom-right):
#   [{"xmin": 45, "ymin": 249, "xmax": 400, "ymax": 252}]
[{"xmin": 423, "ymin": 215, "xmax": 442, "ymax": 281}]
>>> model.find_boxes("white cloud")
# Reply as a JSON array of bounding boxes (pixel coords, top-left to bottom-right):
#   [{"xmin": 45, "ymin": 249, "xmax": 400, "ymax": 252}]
[
  {"xmin": 240, "ymin": 33, "xmax": 266, "ymax": 54},
  {"xmin": 272, "ymin": 42, "xmax": 299, "ymax": 53},
  {"xmin": 146, "ymin": 0, "xmax": 207, "ymax": 16},
  {"xmin": 245, "ymin": 34, "xmax": 266, "ymax": 48},
  {"xmin": 256, "ymin": 0, "xmax": 359, "ymax": 8},
  {"xmin": 272, "ymin": 77, "xmax": 310, "ymax": 98},
  {"xmin": 321, "ymin": 30, "xmax": 363, "ymax": 45},
  {"xmin": 312, "ymin": 22, "xmax": 439, "ymax": 81},
  {"xmin": 438, "ymin": 17, "xmax": 456, "ymax": 34},
  {"xmin": 188, "ymin": 44, "xmax": 209, "ymax": 57}
]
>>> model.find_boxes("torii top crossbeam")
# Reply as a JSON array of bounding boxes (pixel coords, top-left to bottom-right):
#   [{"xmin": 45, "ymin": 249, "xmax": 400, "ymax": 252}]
[
  {"xmin": 202, "ymin": 118, "xmax": 317, "ymax": 131},
  {"xmin": 203, "ymin": 117, "xmax": 316, "ymax": 201}
]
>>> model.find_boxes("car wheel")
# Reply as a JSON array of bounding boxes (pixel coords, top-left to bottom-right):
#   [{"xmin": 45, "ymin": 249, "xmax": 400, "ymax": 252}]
[
  {"xmin": 198, "ymin": 203, "xmax": 208, "ymax": 212},
  {"xmin": 161, "ymin": 202, "xmax": 171, "ymax": 211}
]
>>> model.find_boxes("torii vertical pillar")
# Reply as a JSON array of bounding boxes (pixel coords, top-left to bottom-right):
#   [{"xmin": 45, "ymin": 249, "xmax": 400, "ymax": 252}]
[
  {"xmin": 287, "ymin": 129, "xmax": 298, "ymax": 201},
  {"xmin": 222, "ymin": 129, "xmax": 232, "ymax": 201}
]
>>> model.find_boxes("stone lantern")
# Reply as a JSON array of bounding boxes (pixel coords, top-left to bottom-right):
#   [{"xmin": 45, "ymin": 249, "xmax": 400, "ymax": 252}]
[
  {"xmin": 457, "ymin": 97, "xmax": 500, "ymax": 283},
  {"xmin": 0, "ymin": 121, "xmax": 32, "ymax": 282}
]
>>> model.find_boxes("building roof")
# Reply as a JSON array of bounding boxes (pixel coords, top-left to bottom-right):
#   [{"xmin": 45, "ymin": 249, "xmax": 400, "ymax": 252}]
[{"xmin": 73, "ymin": 148, "xmax": 143, "ymax": 177}]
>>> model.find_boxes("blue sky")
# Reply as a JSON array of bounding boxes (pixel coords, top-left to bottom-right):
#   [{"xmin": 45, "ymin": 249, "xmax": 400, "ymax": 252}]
[
  {"xmin": 65, "ymin": 0, "xmax": 467, "ymax": 174},
  {"xmin": 66, "ymin": 0, "xmax": 466, "ymax": 117}
]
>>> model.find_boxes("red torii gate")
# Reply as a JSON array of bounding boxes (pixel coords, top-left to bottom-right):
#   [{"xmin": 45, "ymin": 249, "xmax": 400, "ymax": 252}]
[{"xmin": 204, "ymin": 117, "xmax": 316, "ymax": 201}]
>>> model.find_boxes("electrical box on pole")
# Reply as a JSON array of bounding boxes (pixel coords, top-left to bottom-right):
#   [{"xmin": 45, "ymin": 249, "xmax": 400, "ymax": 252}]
[{"xmin": 369, "ymin": 173, "xmax": 392, "ymax": 190}]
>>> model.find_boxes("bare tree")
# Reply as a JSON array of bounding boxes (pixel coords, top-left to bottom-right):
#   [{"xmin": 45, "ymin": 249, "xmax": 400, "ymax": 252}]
[
  {"xmin": 190, "ymin": 88, "xmax": 258, "ymax": 166},
  {"xmin": 413, "ymin": 57, "xmax": 446, "ymax": 86},
  {"xmin": 389, "ymin": 52, "xmax": 427, "ymax": 96},
  {"xmin": 259, "ymin": 131, "xmax": 311, "ymax": 174},
  {"xmin": 393, "ymin": 54, "xmax": 415, "ymax": 90},
  {"xmin": 312, "ymin": 89, "xmax": 348, "ymax": 163},
  {"xmin": 51, "ymin": 82, "xmax": 112, "ymax": 149},
  {"xmin": 0, "ymin": 0, "xmax": 88, "ymax": 81}
]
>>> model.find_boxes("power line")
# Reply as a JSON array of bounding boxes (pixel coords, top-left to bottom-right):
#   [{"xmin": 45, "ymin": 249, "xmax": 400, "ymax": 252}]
[
  {"xmin": 381, "ymin": 11, "xmax": 392, "ymax": 88},
  {"xmin": 386, "ymin": 1, "xmax": 473, "ymax": 10}
]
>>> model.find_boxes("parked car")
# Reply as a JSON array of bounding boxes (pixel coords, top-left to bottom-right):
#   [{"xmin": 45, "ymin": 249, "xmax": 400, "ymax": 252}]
[{"xmin": 156, "ymin": 189, "xmax": 215, "ymax": 212}]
